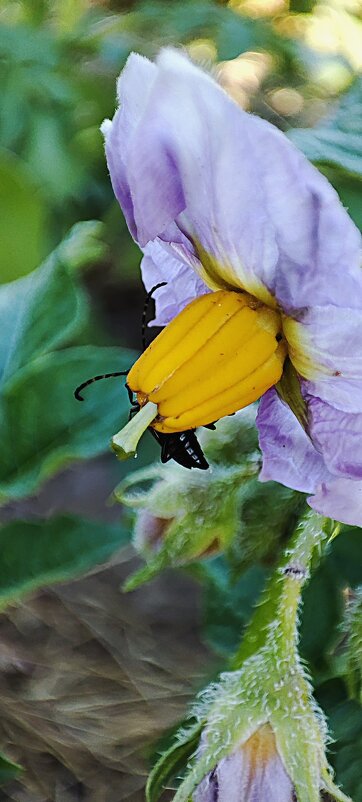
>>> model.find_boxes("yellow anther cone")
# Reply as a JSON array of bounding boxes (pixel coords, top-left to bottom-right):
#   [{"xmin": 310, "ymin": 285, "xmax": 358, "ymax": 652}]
[{"xmin": 127, "ymin": 290, "xmax": 286, "ymax": 435}]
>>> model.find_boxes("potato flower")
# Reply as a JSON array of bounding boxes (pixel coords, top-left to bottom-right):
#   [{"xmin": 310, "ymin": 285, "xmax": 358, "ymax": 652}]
[{"xmin": 102, "ymin": 48, "xmax": 362, "ymax": 526}]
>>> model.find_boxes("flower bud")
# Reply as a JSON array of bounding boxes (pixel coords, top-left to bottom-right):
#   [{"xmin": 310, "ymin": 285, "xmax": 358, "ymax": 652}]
[
  {"xmin": 194, "ymin": 724, "xmax": 294, "ymax": 802},
  {"xmin": 115, "ymin": 409, "xmax": 303, "ymax": 589},
  {"xmin": 157, "ymin": 513, "xmax": 351, "ymax": 802},
  {"xmin": 116, "ymin": 460, "xmax": 256, "ymax": 591},
  {"xmin": 189, "ymin": 660, "xmax": 349, "ymax": 802}
]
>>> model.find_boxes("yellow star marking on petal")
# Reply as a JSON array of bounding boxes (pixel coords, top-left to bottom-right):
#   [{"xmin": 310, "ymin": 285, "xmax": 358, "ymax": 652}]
[
  {"xmin": 243, "ymin": 724, "xmax": 280, "ymax": 771},
  {"xmin": 195, "ymin": 243, "xmax": 278, "ymax": 309},
  {"xmin": 282, "ymin": 315, "xmax": 334, "ymax": 381}
]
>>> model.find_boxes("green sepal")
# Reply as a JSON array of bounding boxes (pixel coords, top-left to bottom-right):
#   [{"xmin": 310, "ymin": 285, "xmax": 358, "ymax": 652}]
[
  {"xmin": 123, "ymin": 558, "xmax": 166, "ymax": 592},
  {"xmin": 0, "ymin": 752, "xmax": 22, "ymax": 784},
  {"xmin": 120, "ymin": 463, "xmax": 256, "ymax": 590},
  {"xmin": 276, "ymin": 357, "xmax": 308, "ymax": 431},
  {"xmin": 321, "ymin": 766, "xmax": 352, "ymax": 802},
  {"xmin": 146, "ymin": 723, "xmax": 202, "ymax": 802}
]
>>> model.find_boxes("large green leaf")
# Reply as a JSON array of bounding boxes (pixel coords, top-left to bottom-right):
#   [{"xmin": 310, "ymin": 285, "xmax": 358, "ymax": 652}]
[
  {"xmin": 0, "ymin": 149, "xmax": 47, "ymax": 283},
  {"xmin": 289, "ymin": 77, "xmax": 362, "ymax": 178},
  {"xmin": 0, "ymin": 221, "xmax": 107, "ymax": 384},
  {"xmin": 0, "ymin": 346, "xmax": 135, "ymax": 503},
  {"xmin": 0, "ymin": 516, "xmax": 129, "ymax": 607}
]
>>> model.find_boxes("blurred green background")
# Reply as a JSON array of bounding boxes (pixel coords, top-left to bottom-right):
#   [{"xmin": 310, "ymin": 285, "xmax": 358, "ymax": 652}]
[
  {"xmin": 0, "ymin": 1, "xmax": 361, "ymax": 800},
  {"xmin": 1, "ymin": 0, "xmax": 361, "ymax": 289}
]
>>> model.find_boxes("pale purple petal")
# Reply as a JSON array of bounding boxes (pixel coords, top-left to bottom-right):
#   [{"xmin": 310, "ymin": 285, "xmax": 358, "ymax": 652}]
[
  {"xmin": 194, "ymin": 739, "xmax": 294, "ymax": 802},
  {"xmin": 256, "ymin": 389, "xmax": 330, "ymax": 494},
  {"xmin": 102, "ymin": 53, "xmax": 157, "ymax": 238},
  {"xmin": 105, "ymin": 47, "xmax": 361, "ymax": 313},
  {"xmin": 307, "ymin": 396, "xmax": 362, "ymax": 480},
  {"xmin": 309, "ymin": 476, "xmax": 362, "ymax": 526},
  {"xmin": 141, "ymin": 240, "xmax": 209, "ymax": 326},
  {"xmin": 257, "ymin": 390, "xmax": 362, "ymax": 525},
  {"xmin": 283, "ymin": 305, "xmax": 362, "ymax": 413}
]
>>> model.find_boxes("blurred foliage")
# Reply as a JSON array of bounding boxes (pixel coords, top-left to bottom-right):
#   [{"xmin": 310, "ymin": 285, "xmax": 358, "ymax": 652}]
[
  {"xmin": 0, "ymin": 754, "xmax": 21, "ymax": 784},
  {"xmin": 1, "ymin": 0, "xmax": 360, "ymax": 265},
  {"xmin": 0, "ymin": 222, "xmax": 136, "ymax": 636},
  {"xmin": 0, "ymin": 221, "xmax": 136, "ymax": 502},
  {"xmin": 289, "ymin": 75, "xmax": 362, "ymax": 230},
  {"xmin": 193, "ymin": 523, "xmax": 362, "ymax": 668},
  {"xmin": 118, "ymin": 412, "xmax": 305, "ymax": 592},
  {"xmin": 146, "ymin": 721, "xmax": 202, "ymax": 802},
  {"xmin": 0, "ymin": 516, "xmax": 129, "ymax": 606},
  {"xmin": 0, "ymin": 149, "xmax": 47, "ymax": 282},
  {"xmin": 289, "ymin": 76, "xmax": 362, "ymax": 177},
  {"xmin": 0, "ymin": 0, "xmax": 361, "ymax": 798},
  {"xmin": 344, "ymin": 587, "xmax": 362, "ymax": 703}
]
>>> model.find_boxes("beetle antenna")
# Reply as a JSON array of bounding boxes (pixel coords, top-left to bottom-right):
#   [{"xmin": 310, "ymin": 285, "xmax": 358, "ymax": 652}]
[
  {"xmin": 142, "ymin": 282, "xmax": 167, "ymax": 352},
  {"xmin": 74, "ymin": 371, "xmax": 129, "ymax": 401}
]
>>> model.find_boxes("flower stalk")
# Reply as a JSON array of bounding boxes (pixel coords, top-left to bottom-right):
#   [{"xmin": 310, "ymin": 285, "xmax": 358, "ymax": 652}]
[{"xmin": 232, "ymin": 510, "xmax": 332, "ymax": 669}]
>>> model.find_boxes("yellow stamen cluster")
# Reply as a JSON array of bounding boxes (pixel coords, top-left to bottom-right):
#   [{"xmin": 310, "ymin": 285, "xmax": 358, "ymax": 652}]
[{"xmin": 128, "ymin": 290, "xmax": 287, "ymax": 433}]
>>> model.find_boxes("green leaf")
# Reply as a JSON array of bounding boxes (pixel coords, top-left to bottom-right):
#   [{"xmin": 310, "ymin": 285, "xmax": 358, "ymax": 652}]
[
  {"xmin": 326, "ymin": 700, "xmax": 362, "ymax": 802},
  {"xmin": 0, "ymin": 752, "xmax": 22, "ymax": 784},
  {"xmin": 56, "ymin": 220, "xmax": 108, "ymax": 275},
  {"xmin": 228, "ymin": 479, "xmax": 305, "ymax": 579},
  {"xmin": 199, "ymin": 559, "xmax": 268, "ymax": 657},
  {"xmin": 329, "ymin": 174, "xmax": 362, "ymax": 231},
  {"xmin": 328, "ymin": 526, "xmax": 362, "ymax": 588},
  {"xmin": 288, "ymin": 77, "xmax": 362, "ymax": 178},
  {"xmin": 0, "ymin": 345, "xmax": 135, "ymax": 503},
  {"xmin": 277, "ymin": 359, "xmax": 308, "ymax": 432},
  {"xmin": 0, "ymin": 516, "xmax": 129, "ymax": 607},
  {"xmin": 0, "ymin": 148, "xmax": 47, "ymax": 283},
  {"xmin": 0, "ymin": 222, "xmax": 105, "ymax": 384},
  {"xmin": 146, "ymin": 723, "xmax": 202, "ymax": 802},
  {"xmin": 300, "ymin": 561, "xmax": 344, "ymax": 667},
  {"xmin": 25, "ymin": 112, "xmax": 84, "ymax": 203},
  {"xmin": 300, "ymin": 526, "xmax": 362, "ymax": 669}
]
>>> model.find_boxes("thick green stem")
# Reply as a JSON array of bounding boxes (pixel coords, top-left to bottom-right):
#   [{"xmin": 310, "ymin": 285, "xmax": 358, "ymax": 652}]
[{"xmin": 232, "ymin": 510, "xmax": 330, "ymax": 669}]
